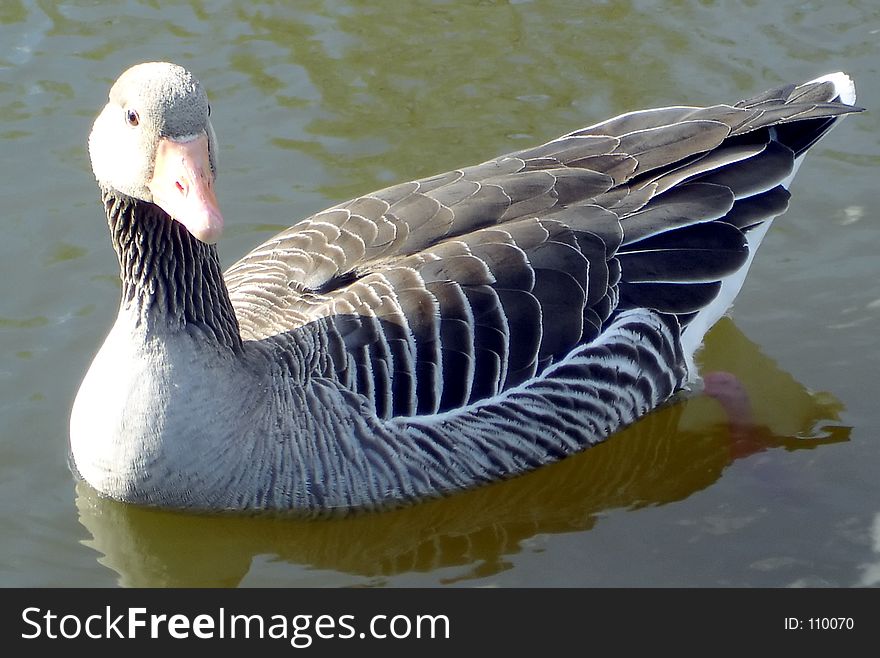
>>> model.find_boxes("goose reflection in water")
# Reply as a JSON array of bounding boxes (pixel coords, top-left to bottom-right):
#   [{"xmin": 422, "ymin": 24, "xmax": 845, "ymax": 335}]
[{"xmin": 73, "ymin": 317, "xmax": 848, "ymax": 587}]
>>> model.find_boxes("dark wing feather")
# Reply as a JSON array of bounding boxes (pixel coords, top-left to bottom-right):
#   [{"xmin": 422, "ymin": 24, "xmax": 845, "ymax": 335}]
[{"xmin": 224, "ymin": 76, "xmax": 860, "ymax": 418}]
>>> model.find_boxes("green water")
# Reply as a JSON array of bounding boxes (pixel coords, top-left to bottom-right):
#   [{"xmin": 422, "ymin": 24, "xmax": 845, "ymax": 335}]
[{"xmin": 1, "ymin": 0, "xmax": 879, "ymax": 587}]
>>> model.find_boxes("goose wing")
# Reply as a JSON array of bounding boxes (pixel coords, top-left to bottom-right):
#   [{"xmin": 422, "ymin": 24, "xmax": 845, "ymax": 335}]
[{"xmin": 224, "ymin": 76, "xmax": 857, "ymax": 417}]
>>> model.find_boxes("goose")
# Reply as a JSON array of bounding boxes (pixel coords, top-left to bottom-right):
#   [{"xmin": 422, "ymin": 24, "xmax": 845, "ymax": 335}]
[{"xmin": 70, "ymin": 63, "xmax": 859, "ymax": 514}]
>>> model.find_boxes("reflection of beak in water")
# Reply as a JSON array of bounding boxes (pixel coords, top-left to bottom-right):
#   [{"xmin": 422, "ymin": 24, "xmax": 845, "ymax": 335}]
[{"xmin": 75, "ymin": 318, "xmax": 849, "ymax": 587}]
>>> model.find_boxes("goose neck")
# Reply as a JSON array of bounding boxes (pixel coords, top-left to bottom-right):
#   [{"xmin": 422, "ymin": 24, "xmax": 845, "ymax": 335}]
[{"xmin": 103, "ymin": 189, "xmax": 242, "ymax": 351}]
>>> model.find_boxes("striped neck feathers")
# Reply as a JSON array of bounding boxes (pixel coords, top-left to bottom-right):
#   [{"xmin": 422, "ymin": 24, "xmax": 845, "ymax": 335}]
[{"xmin": 103, "ymin": 189, "xmax": 242, "ymax": 350}]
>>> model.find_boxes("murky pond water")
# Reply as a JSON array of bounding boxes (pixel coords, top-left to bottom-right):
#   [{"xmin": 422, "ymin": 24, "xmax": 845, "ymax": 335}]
[{"xmin": 1, "ymin": 0, "xmax": 879, "ymax": 587}]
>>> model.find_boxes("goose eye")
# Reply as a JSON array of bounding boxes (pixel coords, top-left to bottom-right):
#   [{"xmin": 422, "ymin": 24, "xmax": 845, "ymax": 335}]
[
  {"xmin": 125, "ymin": 109, "xmax": 140, "ymax": 127},
  {"xmin": 207, "ymin": 104, "xmax": 211, "ymax": 117}
]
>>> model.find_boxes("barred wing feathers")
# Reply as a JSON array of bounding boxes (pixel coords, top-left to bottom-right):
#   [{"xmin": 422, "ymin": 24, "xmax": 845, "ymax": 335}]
[{"xmin": 224, "ymin": 74, "xmax": 857, "ymax": 430}]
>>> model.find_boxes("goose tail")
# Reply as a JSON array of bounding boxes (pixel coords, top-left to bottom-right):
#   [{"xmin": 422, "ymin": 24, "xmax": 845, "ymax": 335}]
[{"xmin": 678, "ymin": 72, "xmax": 859, "ymax": 379}]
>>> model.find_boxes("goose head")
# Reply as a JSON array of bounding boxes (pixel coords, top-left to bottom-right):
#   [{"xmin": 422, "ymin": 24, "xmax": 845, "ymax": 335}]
[{"xmin": 88, "ymin": 62, "xmax": 224, "ymax": 244}]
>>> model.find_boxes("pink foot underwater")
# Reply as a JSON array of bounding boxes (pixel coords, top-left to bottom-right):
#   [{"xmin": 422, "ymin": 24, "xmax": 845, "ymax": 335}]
[{"xmin": 702, "ymin": 371, "xmax": 767, "ymax": 460}]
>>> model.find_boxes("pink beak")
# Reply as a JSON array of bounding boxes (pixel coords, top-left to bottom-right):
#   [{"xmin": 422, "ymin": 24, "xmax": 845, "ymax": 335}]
[{"xmin": 148, "ymin": 133, "xmax": 224, "ymax": 244}]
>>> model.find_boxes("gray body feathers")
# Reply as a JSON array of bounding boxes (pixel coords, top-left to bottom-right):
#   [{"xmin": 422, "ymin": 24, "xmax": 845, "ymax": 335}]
[{"xmin": 71, "ymin": 73, "xmax": 859, "ymax": 513}]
